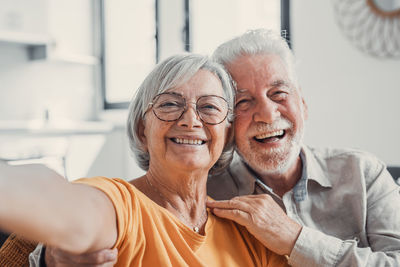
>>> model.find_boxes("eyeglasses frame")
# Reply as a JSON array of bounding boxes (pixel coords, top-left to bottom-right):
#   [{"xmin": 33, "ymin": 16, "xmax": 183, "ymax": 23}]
[{"xmin": 145, "ymin": 92, "xmax": 231, "ymax": 125}]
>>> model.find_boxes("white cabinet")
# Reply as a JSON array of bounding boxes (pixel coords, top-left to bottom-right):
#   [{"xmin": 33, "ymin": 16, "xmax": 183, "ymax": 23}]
[
  {"xmin": 0, "ymin": 0, "xmax": 99, "ymax": 65},
  {"xmin": 0, "ymin": 0, "xmax": 49, "ymax": 57}
]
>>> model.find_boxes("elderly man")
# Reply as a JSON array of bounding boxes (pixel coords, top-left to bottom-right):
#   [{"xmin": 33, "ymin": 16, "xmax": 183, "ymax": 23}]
[
  {"xmin": 25, "ymin": 29, "xmax": 400, "ymax": 266},
  {"xmin": 206, "ymin": 29, "xmax": 400, "ymax": 266}
]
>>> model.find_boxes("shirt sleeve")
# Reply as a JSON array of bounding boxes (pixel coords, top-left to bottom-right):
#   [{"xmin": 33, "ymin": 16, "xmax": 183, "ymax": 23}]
[
  {"xmin": 28, "ymin": 244, "xmax": 44, "ymax": 267},
  {"xmin": 74, "ymin": 177, "xmax": 140, "ymax": 250},
  {"xmin": 288, "ymin": 162, "xmax": 400, "ymax": 267}
]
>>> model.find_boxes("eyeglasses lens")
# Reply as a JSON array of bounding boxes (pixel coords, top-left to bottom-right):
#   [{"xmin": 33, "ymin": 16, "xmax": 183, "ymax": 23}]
[{"xmin": 152, "ymin": 93, "xmax": 228, "ymax": 124}]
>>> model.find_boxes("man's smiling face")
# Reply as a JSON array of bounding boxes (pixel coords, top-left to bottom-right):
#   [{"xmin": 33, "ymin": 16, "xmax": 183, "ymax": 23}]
[{"xmin": 228, "ymin": 53, "xmax": 307, "ymax": 175}]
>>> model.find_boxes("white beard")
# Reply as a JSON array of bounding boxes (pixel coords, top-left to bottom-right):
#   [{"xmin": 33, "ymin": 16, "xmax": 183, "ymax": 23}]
[{"xmin": 237, "ymin": 119, "xmax": 305, "ymax": 176}]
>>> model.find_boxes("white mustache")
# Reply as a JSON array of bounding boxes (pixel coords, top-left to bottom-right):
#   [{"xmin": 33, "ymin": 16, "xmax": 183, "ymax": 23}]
[{"xmin": 249, "ymin": 118, "xmax": 292, "ymax": 135}]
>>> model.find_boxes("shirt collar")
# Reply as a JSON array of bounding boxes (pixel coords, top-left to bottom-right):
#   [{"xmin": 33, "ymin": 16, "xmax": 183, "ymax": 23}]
[
  {"xmin": 230, "ymin": 145, "xmax": 332, "ymax": 201},
  {"xmin": 292, "ymin": 151, "xmax": 308, "ymax": 201},
  {"xmin": 302, "ymin": 145, "xmax": 332, "ymax": 188}
]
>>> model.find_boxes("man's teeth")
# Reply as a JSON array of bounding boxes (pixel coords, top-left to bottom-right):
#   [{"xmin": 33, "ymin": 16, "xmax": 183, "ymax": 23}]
[
  {"xmin": 173, "ymin": 138, "xmax": 205, "ymax": 145},
  {"xmin": 255, "ymin": 130, "xmax": 284, "ymax": 140}
]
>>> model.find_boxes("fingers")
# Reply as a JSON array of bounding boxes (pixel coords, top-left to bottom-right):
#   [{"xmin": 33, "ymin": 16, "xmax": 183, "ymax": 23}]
[
  {"xmin": 207, "ymin": 194, "xmax": 274, "ymax": 211},
  {"xmin": 207, "ymin": 198, "xmax": 251, "ymax": 211},
  {"xmin": 207, "ymin": 194, "xmax": 280, "ymax": 228},
  {"xmin": 207, "ymin": 197, "xmax": 260, "ymax": 227},
  {"xmin": 211, "ymin": 206, "xmax": 252, "ymax": 227},
  {"xmin": 74, "ymin": 248, "xmax": 118, "ymax": 264},
  {"xmin": 46, "ymin": 246, "xmax": 118, "ymax": 266}
]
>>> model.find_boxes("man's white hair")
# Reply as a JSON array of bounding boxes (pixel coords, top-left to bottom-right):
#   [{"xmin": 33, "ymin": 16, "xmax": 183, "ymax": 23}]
[{"xmin": 212, "ymin": 29, "xmax": 298, "ymax": 87}]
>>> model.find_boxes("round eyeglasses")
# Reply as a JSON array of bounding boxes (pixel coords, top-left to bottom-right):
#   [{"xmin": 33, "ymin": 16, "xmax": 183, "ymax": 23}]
[{"xmin": 146, "ymin": 92, "xmax": 230, "ymax": 125}]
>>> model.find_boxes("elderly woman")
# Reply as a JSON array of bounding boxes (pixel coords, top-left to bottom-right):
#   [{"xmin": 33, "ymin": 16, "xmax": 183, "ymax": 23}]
[{"xmin": 0, "ymin": 54, "xmax": 288, "ymax": 266}]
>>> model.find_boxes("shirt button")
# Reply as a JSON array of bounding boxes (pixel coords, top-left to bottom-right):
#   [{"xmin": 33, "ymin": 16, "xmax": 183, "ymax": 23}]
[{"xmin": 354, "ymin": 237, "xmax": 360, "ymax": 243}]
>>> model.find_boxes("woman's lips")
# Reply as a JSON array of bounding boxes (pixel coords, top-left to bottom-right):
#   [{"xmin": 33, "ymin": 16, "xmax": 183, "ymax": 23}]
[{"xmin": 170, "ymin": 138, "xmax": 206, "ymax": 145}]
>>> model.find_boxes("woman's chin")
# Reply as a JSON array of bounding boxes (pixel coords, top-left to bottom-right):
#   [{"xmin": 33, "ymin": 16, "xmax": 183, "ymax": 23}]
[{"xmin": 168, "ymin": 156, "xmax": 212, "ymax": 173}]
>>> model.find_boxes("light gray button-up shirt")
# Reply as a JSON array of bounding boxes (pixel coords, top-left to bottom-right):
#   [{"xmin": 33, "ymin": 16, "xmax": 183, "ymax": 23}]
[{"xmin": 207, "ymin": 146, "xmax": 400, "ymax": 266}]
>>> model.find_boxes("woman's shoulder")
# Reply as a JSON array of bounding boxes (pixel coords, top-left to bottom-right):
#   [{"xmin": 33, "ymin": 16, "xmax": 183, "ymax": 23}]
[
  {"xmin": 74, "ymin": 176, "xmax": 133, "ymax": 190},
  {"xmin": 73, "ymin": 177, "xmax": 148, "ymax": 205}
]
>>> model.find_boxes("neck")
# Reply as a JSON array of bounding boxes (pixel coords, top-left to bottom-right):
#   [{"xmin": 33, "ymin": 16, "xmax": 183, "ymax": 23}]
[
  {"xmin": 146, "ymin": 166, "xmax": 208, "ymax": 206},
  {"xmin": 142, "ymin": 166, "xmax": 209, "ymax": 233},
  {"xmin": 258, "ymin": 156, "xmax": 303, "ymax": 197}
]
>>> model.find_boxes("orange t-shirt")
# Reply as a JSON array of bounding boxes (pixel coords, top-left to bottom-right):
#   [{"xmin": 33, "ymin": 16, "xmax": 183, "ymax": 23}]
[{"xmin": 76, "ymin": 177, "xmax": 288, "ymax": 267}]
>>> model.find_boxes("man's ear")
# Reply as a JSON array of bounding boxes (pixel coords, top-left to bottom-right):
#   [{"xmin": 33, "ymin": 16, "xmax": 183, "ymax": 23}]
[
  {"xmin": 302, "ymin": 97, "xmax": 308, "ymax": 120},
  {"xmin": 298, "ymin": 86, "xmax": 308, "ymax": 120},
  {"xmin": 138, "ymin": 119, "xmax": 148, "ymax": 151}
]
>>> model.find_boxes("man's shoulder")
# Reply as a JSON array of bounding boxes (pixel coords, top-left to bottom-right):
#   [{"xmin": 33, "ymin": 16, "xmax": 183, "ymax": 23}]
[
  {"xmin": 307, "ymin": 146, "xmax": 383, "ymax": 164},
  {"xmin": 305, "ymin": 145, "xmax": 386, "ymax": 183},
  {"xmin": 207, "ymin": 168, "xmax": 239, "ymax": 200}
]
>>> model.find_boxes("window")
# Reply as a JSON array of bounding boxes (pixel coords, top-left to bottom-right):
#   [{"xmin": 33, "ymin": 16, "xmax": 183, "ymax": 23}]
[
  {"xmin": 189, "ymin": 0, "xmax": 287, "ymax": 54},
  {"xmin": 101, "ymin": 0, "xmax": 158, "ymax": 109},
  {"xmin": 100, "ymin": 0, "xmax": 290, "ymax": 109}
]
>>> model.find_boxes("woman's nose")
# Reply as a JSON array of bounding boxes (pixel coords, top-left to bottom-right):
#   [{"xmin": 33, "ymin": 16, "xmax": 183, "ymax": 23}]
[{"xmin": 177, "ymin": 103, "xmax": 203, "ymax": 128}]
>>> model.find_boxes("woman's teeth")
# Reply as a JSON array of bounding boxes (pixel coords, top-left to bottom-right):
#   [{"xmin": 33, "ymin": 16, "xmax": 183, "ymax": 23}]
[
  {"xmin": 172, "ymin": 138, "xmax": 205, "ymax": 145},
  {"xmin": 254, "ymin": 130, "xmax": 285, "ymax": 140}
]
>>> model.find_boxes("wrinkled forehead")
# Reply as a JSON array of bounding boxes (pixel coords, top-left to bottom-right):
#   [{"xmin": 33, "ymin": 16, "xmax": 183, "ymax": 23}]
[
  {"xmin": 158, "ymin": 72, "xmax": 194, "ymax": 95},
  {"xmin": 161, "ymin": 69, "xmax": 224, "ymax": 96},
  {"xmin": 226, "ymin": 53, "xmax": 297, "ymax": 91}
]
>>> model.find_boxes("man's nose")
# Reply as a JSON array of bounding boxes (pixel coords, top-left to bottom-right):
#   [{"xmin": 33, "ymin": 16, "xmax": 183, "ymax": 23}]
[
  {"xmin": 253, "ymin": 98, "xmax": 280, "ymax": 123},
  {"xmin": 177, "ymin": 103, "xmax": 203, "ymax": 128}
]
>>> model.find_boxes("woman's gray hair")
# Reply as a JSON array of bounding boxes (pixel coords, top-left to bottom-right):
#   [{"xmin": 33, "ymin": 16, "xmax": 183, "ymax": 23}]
[
  {"xmin": 127, "ymin": 53, "xmax": 235, "ymax": 174},
  {"xmin": 212, "ymin": 29, "xmax": 298, "ymax": 87}
]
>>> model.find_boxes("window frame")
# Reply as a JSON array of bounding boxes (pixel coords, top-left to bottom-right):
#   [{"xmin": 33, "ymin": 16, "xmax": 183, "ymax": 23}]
[
  {"xmin": 100, "ymin": 0, "xmax": 160, "ymax": 110},
  {"xmin": 100, "ymin": 0, "xmax": 290, "ymax": 110},
  {"xmin": 281, "ymin": 0, "xmax": 291, "ymax": 48},
  {"xmin": 186, "ymin": 1, "xmax": 290, "ymax": 53}
]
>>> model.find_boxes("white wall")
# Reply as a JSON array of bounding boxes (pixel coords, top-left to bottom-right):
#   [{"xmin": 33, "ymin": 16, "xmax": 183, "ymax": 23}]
[
  {"xmin": 0, "ymin": 0, "xmax": 97, "ymax": 122},
  {"xmin": 291, "ymin": 1, "xmax": 400, "ymax": 165},
  {"xmin": 0, "ymin": 44, "xmax": 96, "ymax": 121}
]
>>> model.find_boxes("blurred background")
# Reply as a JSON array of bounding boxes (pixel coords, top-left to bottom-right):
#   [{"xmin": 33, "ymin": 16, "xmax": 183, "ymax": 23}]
[{"xmin": 0, "ymin": 0, "xmax": 399, "ymax": 182}]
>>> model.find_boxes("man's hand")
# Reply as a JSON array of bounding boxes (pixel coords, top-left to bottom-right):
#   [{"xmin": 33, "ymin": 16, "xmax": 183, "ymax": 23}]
[
  {"xmin": 45, "ymin": 246, "xmax": 118, "ymax": 267},
  {"xmin": 207, "ymin": 194, "xmax": 302, "ymax": 256}
]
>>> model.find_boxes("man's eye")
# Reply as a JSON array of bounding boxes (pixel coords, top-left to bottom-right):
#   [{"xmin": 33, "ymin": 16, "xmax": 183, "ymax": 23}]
[
  {"xmin": 235, "ymin": 99, "xmax": 251, "ymax": 107},
  {"xmin": 270, "ymin": 91, "xmax": 288, "ymax": 101}
]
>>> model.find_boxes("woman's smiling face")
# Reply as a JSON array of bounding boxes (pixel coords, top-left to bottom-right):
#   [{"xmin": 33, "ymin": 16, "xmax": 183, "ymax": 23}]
[{"xmin": 141, "ymin": 69, "xmax": 231, "ymax": 174}]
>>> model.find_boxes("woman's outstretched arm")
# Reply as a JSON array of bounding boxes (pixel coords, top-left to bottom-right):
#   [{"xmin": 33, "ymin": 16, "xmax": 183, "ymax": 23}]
[{"xmin": 0, "ymin": 162, "xmax": 117, "ymax": 254}]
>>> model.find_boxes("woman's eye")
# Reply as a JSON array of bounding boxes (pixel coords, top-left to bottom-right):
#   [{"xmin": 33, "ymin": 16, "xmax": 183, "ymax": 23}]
[
  {"xmin": 203, "ymin": 104, "xmax": 219, "ymax": 110},
  {"xmin": 159, "ymin": 101, "xmax": 180, "ymax": 107},
  {"xmin": 198, "ymin": 104, "xmax": 220, "ymax": 113}
]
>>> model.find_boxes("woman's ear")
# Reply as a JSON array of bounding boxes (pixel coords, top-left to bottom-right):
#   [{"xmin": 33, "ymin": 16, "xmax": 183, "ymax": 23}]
[{"xmin": 138, "ymin": 119, "xmax": 148, "ymax": 151}]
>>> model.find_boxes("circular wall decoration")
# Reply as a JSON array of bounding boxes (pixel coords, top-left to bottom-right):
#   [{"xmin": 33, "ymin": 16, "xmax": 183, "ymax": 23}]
[{"xmin": 333, "ymin": 0, "xmax": 400, "ymax": 58}]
